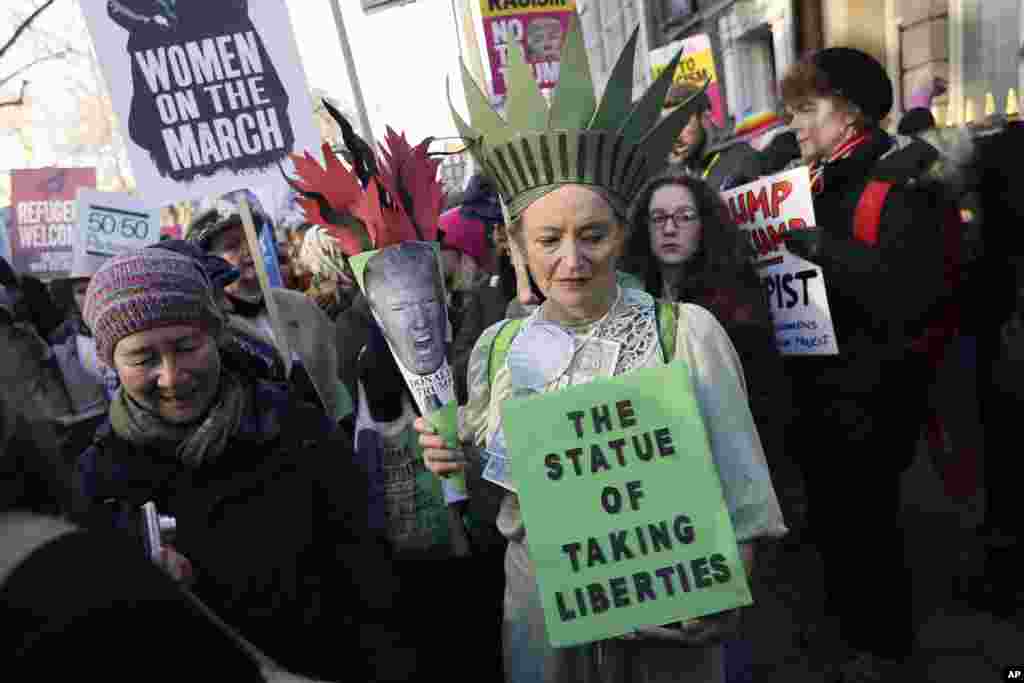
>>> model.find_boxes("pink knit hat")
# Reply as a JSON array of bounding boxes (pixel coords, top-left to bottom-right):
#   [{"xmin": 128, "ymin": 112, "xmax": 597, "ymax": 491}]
[
  {"xmin": 83, "ymin": 248, "xmax": 223, "ymax": 367},
  {"xmin": 439, "ymin": 208, "xmax": 494, "ymax": 274}
]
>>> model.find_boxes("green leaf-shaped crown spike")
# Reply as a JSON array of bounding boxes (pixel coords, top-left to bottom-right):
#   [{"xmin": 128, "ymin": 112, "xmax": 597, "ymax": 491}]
[
  {"xmin": 589, "ymin": 27, "xmax": 640, "ymax": 131},
  {"xmin": 635, "ymin": 78, "xmax": 711, "ymax": 185},
  {"xmin": 448, "ymin": 9, "xmax": 707, "ymax": 222},
  {"xmin": 457, "ymin": 59, "xmax": 508, "ymax": 147},
  {"xmin": 504, "ymin": 39, "xmax": 550, "ymax": 134},
  {"xmin": 548, "ymin": 13, "xmax": 596, "ymax": 130},
  {"xmin": 617, "ymin": 42, "xmax": 685, "ymax": 141}
]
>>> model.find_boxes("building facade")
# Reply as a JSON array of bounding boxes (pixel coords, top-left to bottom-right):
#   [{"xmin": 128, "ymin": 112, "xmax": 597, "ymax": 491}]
[
  {"xmin": 824, "ymin": 0, "xmax": 1022, "ymax": 127},
  {"xmin": 645, "ymin": 0, "xmax": 804, "ymax": 147},
  {"xmin": 577, "ymin": 0, "xmax": 655, "ymax": 97},
  {"xmin": 644, "ymin": 0, "xmax": 1023, "ymax": 140}
]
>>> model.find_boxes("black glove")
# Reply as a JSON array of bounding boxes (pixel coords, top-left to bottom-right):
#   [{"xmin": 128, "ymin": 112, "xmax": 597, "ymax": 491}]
[
  {"xmin": 783, "ymin": 226, "xmax": 824, "ymax": 262},
  {"xmin": 358, "ymin": 320, "xmax": 407, "ymax": 422}
]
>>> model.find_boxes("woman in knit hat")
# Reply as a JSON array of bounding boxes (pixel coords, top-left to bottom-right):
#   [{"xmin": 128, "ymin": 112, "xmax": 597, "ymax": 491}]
[
  {"xmin": 0, "ymin": 370, "xmax": 267, "ymax": 680},
  {"xmin": 76, "ymin": 247, "xmax": 423, "ymax": 682},
  {"xmin": 439, "ymin": 206, "xmax": 496, "ymax": 294},
  {"xmin": 779, "ymin": 48, "xmax": 951, "ymax": 682}
]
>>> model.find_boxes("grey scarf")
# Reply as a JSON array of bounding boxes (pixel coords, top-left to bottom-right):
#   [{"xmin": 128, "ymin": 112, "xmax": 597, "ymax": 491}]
[{"xmin": 109, "ymin": 371, "xmax": 250, "ymax": 468}]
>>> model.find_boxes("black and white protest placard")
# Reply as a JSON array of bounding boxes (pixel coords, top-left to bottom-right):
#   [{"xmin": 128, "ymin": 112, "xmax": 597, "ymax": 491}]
[{"xmin": 81, "ymin": 0, "xmax": 320, "ymax": 205}]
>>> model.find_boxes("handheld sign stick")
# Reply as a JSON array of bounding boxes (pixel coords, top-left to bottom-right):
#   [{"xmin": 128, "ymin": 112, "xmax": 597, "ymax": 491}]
[
  {"xmin": 501, "ymin": 198, "xmax": 537, "ymax": 306},
  {"xmin": 238, "ymin": 195, "xmax": 294, "ymax": 377}
]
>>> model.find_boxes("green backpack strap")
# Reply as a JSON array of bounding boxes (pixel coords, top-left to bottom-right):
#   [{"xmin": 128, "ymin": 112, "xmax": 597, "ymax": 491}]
[
  {"xmin": 656, "ymin": 301, "xmax": 678, "ymax": 362},
  {"xmin": 488, "ymin": 319, "xmax": 525, "ymax": 388}
]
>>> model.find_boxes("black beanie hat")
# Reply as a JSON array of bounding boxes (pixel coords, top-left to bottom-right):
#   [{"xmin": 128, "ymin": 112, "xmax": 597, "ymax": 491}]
[{"xmin": 813, "ymin": 48, "xmax": 894, "ymax": 125}]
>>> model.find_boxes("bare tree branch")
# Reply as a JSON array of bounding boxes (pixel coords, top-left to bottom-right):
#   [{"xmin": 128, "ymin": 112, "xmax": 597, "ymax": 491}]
[
  {"xmin": 0, "ymin": 80, "xmax": 29, "ymax": 108},
  {"xmin": 0, "ymin": 0, "xmax": 59, "ymax": 62},
  {"xmin": 0, "ymin": 48, "xmax": 66, "ymax": 90}
]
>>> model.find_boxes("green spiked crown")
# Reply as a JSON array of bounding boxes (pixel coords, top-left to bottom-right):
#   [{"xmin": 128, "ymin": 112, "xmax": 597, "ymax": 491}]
[{"xmin": 450, "ymin": 13, "xmax": 706, "ymax": 221}]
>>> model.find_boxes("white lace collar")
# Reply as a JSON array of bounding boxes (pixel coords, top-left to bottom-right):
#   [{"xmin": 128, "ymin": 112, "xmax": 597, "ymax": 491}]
[{"xmin": 524, "ymin": 287, "xmax": 660, "ymax": 375}]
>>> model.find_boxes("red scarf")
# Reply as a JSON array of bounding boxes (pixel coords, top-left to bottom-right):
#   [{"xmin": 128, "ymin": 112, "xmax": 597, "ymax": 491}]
[{"xmin": 809, "ymin": 131, "xmax": 870, "ymax": 194}]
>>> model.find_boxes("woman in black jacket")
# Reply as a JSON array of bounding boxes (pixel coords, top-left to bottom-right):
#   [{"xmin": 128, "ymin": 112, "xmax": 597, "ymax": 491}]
[
  {"xmin": 0, "ymin": 349, "xmax": 266, "ymax": 680},
  {"xmin": 778, "ymin": 48, "xmax": 949, "ymax": 682},
  {"xmin": 75, "ymin": 247, "xmax": 422, "ymax": 681}
]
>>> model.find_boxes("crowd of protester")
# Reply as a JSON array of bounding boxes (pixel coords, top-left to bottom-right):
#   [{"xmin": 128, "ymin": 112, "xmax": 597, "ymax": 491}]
[{"xmin": 2, "ymin": 45, "xmax": 1023, "ymax": 683}]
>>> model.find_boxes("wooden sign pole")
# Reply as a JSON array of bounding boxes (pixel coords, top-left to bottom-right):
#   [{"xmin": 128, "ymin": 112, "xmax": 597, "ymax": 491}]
[{"xmin": 238, "ymin": 197, "xmax": 294, "ymax": 376}]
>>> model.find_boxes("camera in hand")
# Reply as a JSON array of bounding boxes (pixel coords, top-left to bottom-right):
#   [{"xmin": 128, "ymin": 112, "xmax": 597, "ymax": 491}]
[{"xmin": 140, "ymin": 501, "xmax": 177, "ymax": 563}]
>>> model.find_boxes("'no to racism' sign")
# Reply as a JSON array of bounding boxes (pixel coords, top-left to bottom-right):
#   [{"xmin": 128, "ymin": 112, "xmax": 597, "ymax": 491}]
[
  {"xmin": 649, "ymin": 34, "xmax": 724, "ymax": 128},
  {"xmin": 502, "ymin": 362, "xmax": 752, "ymax": 647},
  {"xmin": 480, "ymin": 0, "xmax": 576, "ymax": 98}
]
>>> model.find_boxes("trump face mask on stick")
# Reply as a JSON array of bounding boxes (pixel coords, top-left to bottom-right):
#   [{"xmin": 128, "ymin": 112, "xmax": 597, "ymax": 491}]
[{"xmin": 284, "ymin": 119, "xmax": 467, "ymax": 504}]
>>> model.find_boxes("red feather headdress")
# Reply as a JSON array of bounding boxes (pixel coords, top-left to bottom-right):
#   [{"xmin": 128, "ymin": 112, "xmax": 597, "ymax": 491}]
[{"xmin": 284, "ymin": 107, "xmax": 445, "ymax": 257}]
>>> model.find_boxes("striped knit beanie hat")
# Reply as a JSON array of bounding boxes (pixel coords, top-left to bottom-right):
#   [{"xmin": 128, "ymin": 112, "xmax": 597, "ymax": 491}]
[{"xmin": 83, "ymin": 248, "xmax": 223, "ymax": 367}]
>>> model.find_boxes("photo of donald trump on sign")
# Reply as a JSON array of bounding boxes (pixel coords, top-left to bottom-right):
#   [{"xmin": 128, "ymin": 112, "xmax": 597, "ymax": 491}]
[
  {"xmin": 284, "ymin": 119, "xmax": 466, "ymax": 503},
  {"xmin": 362, "ymin": 242, "xmax": 454, "ymax": 413}
]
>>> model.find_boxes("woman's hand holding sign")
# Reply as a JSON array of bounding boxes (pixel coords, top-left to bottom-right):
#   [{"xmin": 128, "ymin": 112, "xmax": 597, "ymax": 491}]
[
  {"xmin": 414, "ymin": 417, "xmax": 466, "ymax": 477},
  {"xmin": 782, "ymin": 225, "xmax": 823, "ymax": 261},
  {"xmin": 618, "ymin": 609, "xmax": 742, "ymax": 646},
  {"xmin": 618, "ymin": 540, "xmax": 752, "ymax": 646}
]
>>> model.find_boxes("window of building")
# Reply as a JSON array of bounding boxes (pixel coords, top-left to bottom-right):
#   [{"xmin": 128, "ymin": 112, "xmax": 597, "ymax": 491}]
[
  {"xmin": 440, "ymin": 153, "xmax": 468, "ymax": 195},
  {"xmin": 580, "ymin": 0, "xmax": 652, "ymax": 95},
  {"xmin": 733, "ymin": 25, "xmax": 777, "ymax": 123},
  {"xmin": 896, "ymin": 4, "xmax": 949, "ymax": 114}
]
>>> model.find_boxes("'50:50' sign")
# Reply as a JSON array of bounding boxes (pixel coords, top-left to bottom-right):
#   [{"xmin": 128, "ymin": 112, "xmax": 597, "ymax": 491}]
[
  {"xmin": 87, "ymin": 206, "xmax": 151, "ymax": 240},
  {"xmin": 79, "ymin": 198, "xmax": 159, "ymax": 258}
]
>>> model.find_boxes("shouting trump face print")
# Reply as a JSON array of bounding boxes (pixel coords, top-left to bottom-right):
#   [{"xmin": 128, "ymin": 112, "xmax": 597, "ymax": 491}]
[{"xmin": 363, "ymin": 242, "xmax": 448, "ymax": 377}]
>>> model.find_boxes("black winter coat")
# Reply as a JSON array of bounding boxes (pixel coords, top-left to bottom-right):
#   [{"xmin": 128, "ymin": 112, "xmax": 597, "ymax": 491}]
[
  {"xmin": 789, "ymin": 131, "xmax": 948, "ymax": 394},
  {"xmin": 78, "ymin": 381, "xmax": 417, "ymax": 681},
  {"xmin": 675, "ymin": 140, "xmax": 764, "ymax": 192},
  {"xmin": 2, "ymin": 526, "xmax": 266, "ymax": 681}
]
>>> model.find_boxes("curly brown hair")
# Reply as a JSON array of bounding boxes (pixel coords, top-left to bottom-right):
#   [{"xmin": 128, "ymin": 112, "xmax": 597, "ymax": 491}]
[{"xmin": 624, "ymin": 170, "xmax": 759, "ymax": 302}]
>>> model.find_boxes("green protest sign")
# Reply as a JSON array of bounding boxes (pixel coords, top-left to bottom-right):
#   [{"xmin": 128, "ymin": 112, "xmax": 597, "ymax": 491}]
[{"xmin": 502, "ymin": 361, "xmax": 752, "ymax": 648}]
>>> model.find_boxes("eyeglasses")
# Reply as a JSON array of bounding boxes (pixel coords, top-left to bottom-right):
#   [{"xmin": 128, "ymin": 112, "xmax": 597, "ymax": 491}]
[{"xmin": 649, "ymin": 208, "xmax": 700, "ymax": 230}]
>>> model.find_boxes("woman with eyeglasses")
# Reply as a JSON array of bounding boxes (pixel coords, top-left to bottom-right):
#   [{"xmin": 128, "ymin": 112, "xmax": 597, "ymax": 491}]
[
  {"xmin": 624, "ymin": 171, "xmax": 787, "ymax": 404},
  {"xmin": 625, "ymin": 169, "xmax": 796, "ymax": 538}
]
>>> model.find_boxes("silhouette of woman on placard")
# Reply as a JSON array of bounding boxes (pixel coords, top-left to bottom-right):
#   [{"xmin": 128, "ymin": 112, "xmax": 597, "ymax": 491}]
[{"xmin": 107, "ymin": 0, "xmax": 295, "ymax": 182}]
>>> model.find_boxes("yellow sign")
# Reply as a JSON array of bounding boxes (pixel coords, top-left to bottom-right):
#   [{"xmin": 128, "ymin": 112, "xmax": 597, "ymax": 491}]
[
  {"xmin": 649, "ymin": 34, "xmax": 723, "ymax": 127},
  {"xmin": 480, "ymin": 0, "xmax": 576, "ymax": 19},
  {"xmin": 652, "ymin": 48, "xmax": 718, "ymax": 89}
]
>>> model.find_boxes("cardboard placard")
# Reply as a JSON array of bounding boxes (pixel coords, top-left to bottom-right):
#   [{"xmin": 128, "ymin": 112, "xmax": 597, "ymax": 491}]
[
  {"xmin": 721, "ymin": 167, "xmax": 840, "ymax": 356},
  {"xmin": 350, "ymin": 243, "xmax": 467, "ymax": 504},
  {"xmin": 503, "ymin": 361, "xmax": 752, "ymax": 647},
  {"xmin": 80, "ymin": 0, "xmax": 320, "ymax": 205},
  {"xmin": 9, "ymin": 168, "xmax": 96, "ymax": 279},
  {"xmin": 77, "ymin": 189, "xmax": 161, "ymax": 259},
  {"xmin": 649, "ymin": 34, "xmax": 723, "ymax": 128},
  {"xmin": 480, "ymin": 0, "xmax": 577, "ymax": 97}
]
